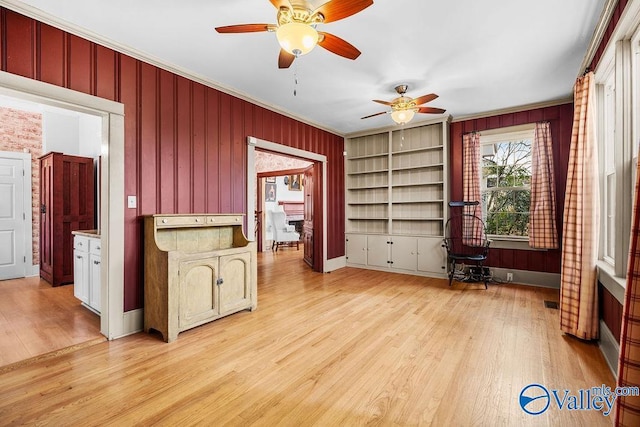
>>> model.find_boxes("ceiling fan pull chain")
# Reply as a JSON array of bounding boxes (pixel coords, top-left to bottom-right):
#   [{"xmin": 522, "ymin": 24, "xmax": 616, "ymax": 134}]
[{"xmin": 293, "ymin": 62, "xmax": 299, "ymax": 97}]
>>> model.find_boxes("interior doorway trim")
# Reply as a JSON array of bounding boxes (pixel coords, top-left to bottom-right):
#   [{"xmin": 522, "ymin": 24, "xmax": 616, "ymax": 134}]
[
  {"xmin": 246, "ymin": 136, "xmax": 328, "ymax": 271},
  {"xmin": 0, "ymin": 70, "xmax": 126, "ymax": 340}
]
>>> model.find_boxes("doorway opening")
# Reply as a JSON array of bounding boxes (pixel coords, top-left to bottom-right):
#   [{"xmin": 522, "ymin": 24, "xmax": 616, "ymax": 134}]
[
  {"xmin": 246, "ymin": 136, "xmax": 327, "ymax": 273},
  {"xmin": 255, "ymin": 150, "xmax": 311, "ymax": 258},
  {"xmin": 0, "ymin": 70, "xmax": 126, "ymax": 357}
]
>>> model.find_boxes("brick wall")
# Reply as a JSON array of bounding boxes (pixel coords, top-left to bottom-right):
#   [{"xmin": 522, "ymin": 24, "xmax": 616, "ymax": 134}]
[{"xmin": 0, "ymin": 107, "xmax": 43, "ymax": 265}]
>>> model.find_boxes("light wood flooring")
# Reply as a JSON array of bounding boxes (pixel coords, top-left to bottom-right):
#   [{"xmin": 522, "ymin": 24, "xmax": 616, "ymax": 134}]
[
  {"xmin": 0, "ymin": 249, "xmax": 615, "ymax": 426},
  {"xmin": 0, "ymin": 276, "xmax": 103, "ymax": 368}
]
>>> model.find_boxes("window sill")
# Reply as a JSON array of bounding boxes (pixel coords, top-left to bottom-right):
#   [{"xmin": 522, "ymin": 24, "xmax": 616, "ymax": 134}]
[
  {"xmin": 487, "ymin": 237, "xmax": 547, "ymax": 251},
  {"xmin": 597, "ymin": 261, "xmax": 626, "ymax": 304}
]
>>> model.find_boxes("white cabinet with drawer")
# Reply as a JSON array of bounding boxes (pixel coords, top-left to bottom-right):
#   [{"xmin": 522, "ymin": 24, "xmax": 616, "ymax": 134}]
[{"xmin": 72, "ymin": 231, "xmax": 101, "ymax": 314}]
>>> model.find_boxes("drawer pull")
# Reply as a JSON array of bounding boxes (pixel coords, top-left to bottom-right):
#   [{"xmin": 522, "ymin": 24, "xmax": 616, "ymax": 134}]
[
  {"xmin": 162, "ymin": 219, "xmax": 168, "ymax": 223},
  {"xmin": 195, "ymin": 218, "xmax": 200, "ymax": 222}
]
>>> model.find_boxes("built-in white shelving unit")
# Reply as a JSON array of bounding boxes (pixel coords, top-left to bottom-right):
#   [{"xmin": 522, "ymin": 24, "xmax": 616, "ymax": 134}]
[{"xmin": 345, "ymin": 118, "xmax": 450, "ymax": 277}]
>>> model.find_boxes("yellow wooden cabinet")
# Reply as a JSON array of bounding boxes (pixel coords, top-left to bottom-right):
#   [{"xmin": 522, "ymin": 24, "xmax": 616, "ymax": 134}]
[{"xmin": 144, "ymin": 214, "xmax": 257, "ymax": 342}]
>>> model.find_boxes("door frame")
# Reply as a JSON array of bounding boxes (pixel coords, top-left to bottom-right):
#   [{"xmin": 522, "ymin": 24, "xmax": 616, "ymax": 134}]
[
  {"xmin": 0, "ymin": 150, "xmax": 31, "ymax": 278},
  {"xmin": 0, "ymin": 70, "xmax": 126, "ymax": 340},
  {"xmin": 246, "ymin": 136, "xmax": 328, "ymax": 271}
]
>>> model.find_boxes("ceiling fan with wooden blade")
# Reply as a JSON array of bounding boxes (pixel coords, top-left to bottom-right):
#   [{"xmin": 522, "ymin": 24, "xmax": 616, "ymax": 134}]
[
  {"xmin": 215, "ymin": 0, "xmax": 373, "ymax": 68},
  {"xmin": 361, "ymin": 85, "xmax": 446, "ymax": 125}
]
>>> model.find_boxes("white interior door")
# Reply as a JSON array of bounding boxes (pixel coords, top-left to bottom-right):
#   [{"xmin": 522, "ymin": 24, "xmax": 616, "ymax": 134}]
[{"xmin": 0, "ymin": 157, "xmax": 26, "ymax": 280}]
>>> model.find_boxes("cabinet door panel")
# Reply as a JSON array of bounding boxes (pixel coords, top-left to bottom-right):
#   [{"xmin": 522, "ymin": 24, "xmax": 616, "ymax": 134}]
[
  {"xmin": 219, "ymin": 252, "xmax": 251, "ymax": 314},
  {"xmin": 178, "ymin": 258, "xmax": 219, "ymax": 328},
  {"xmin": 391, "ymin": 236, "xmax": 417, "ymax": 271},
  {"xmin": 367, "ymin": 235, "xmax": 390, "ymax": 268},
  {"xmin": 417, "ymin": 237, "xmax": 446, "ymax": 274},
  {"xmin": 89, "ymin": 253, "xmax": 101, "ymax": 313},
  {"xmin": 345, "ymin": 234, "xmax": 367, "ymax": 265},
  {"xmin": 73, "ymin": 250, "xmax": 89, "ymax": 304}
]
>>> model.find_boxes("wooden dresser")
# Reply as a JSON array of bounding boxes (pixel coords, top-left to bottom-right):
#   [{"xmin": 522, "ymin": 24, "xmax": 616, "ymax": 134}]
[{"xmin": 144, "ymin": 214, "xmax": 257, "ymax": 342}]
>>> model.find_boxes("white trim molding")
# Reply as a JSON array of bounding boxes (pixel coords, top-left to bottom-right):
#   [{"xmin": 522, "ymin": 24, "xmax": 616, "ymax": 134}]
[
  {"xmin": 247, "ymin": 136, "xmax": 331, "ymax": 272},
  {"xmin": 599, "ymin": 319, "xmax": 620, "ymax": 377},
  {"xmin": 0, "ymin": 70, "xmax": 127, "ymax": 341}
]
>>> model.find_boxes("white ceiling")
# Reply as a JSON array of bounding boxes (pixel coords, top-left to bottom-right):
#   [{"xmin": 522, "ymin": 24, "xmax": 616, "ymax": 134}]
[{"xmin": 9, "ymin": 0, "xmax": 605, "ymax": 136}]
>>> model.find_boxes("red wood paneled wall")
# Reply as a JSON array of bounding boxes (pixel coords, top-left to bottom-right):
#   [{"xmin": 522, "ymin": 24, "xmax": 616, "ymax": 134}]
[
  {"xmin": 0, "ymin": 8, "xmax": 345, "ymax": 311},
  {"xmin": 449, "ymin": 103, "xmax": 573, "ymax": 274}
]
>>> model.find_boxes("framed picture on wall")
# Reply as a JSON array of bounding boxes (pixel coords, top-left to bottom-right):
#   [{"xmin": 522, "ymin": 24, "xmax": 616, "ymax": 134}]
[
  {"xmin": 265, "ymin": 183, "xmax": 277, "ymax": 201},
  {"xmin": 265, "ymin": 176, "xmax": 276, "ymax": 183},
  {"xmin": 288, "ymin": 174, "xmax": 302, "ymax": 191}
]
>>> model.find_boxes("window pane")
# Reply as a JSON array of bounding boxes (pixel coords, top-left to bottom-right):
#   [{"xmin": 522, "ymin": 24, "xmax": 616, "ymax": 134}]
[{"xmin": 480, "ymin": 136, "xmax": 532, "ymax": 237}]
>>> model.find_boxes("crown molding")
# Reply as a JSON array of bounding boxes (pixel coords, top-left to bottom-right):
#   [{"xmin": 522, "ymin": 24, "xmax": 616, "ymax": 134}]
[
  {"xmin": 578, "ymin": 0, "xmax": 620, "ymax": 75},
  {"xmin": 450, "ymin": 97, "xmax": 573, "ymax": 123},
  {"xmin": 0, "ymin": 0, "xmax": 344, "ymax": 137}
]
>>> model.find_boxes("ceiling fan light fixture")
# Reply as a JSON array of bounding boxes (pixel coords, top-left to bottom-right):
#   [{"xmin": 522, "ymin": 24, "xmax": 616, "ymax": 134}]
[
  {"xmin": 276, "ymin": 22, "xmax": 318, "ymax": 56},
  {"xmin": 391, "ymin": 109, "xmax": 416, "ymax": 125}
]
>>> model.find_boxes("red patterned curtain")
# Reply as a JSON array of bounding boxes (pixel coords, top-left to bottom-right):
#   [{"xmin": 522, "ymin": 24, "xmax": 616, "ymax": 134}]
[
  {"xmin": 529, "ymin": 122, "xmax": 559, "ymax": 249},
  {"xmin": 463, "ymin": 132, "xmax": 481, "ymax": 209},
  {"xmin": 559, "ymin": 72, "xmax": 600, "ymax": 340},
  {"xmin": 462, "ymin": 132, "xmax": 483, "ymax": 244},
  {"xmin": 614, "ymin": 144, "xmax": 640, "ymax": 425}
]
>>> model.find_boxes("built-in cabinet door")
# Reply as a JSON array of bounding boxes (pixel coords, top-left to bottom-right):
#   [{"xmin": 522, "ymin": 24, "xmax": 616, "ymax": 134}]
[
  {"xmin": 178, "ymin": 257, "xmax": 219, "ymax": 329},
  {"xmin": 89, "ymin": 253, "xmax": 101, "ymax": 312},
  {"xmin": 73, "ymin": 249, "xmax": 89, "ymax": 304},
  {"xmin": 367, "ymin": 235, "xmax": 390, "ymax": 268},
  {"xmin": 390, "ymin": 236, "xmax": 418, "ymax": 271},
  {"xmin": 345, "ymin": 234, "xmax": 367, "ymax": 265},
  {"xmin": 219, "ymin": 251, "xmax": 252, "ymax": 315},
  {"xmin": 417, "ymin": 237, "xmax": 446, "ymax": 274}
]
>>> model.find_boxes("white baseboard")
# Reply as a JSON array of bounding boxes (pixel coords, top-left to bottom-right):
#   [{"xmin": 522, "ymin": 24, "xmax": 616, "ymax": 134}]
[
  {"xmin": 26, "ymin": 264, "xmax": 39, "ymax": 277},
  {"xmin": 325, "ymin": 256, "xmax": 346, "ymax": 272},
  {"xmin": 490, "ymin": 267, "xmax": 560, "ymax": 288},
  {"xmin": 114, "ymin": 308, "xmax": 144, "ymax": 339},
  {"xmin": 599, "ymin": 319, "xmax": 620, "ymax": 378}
]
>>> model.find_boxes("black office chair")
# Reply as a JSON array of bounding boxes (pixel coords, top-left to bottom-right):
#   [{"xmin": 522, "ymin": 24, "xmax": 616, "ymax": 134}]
[{"xmin": 443, "ymin": 201, "xmax": 491, "ymax": 289}]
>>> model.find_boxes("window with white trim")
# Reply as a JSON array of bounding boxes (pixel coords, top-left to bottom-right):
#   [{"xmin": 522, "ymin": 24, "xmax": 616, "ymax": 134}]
[
  {"xmin": 479, "ymin": 126, "xmax": 535, "ymax": 239},
  {"xmin": 602, "ymin": 70, "xmax": 616, "ymax": 265},
  {"xmin": 594, "ymin": 35, "xmax": 637, "ymax": 280}
]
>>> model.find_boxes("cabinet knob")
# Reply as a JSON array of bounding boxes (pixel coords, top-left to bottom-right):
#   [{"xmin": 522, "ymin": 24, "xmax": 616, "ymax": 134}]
[
  {"xmin": 93, "ymin": 260, "xmax": 100, "ymax": 265},
  {"xmin": 195, "ymin": 218, "xmax": 200, "ymax": 222},
  {"xmin": 78, "ymin": 242, "xmax": 83, "ymax": 246},
  {"xmin": 96, "ymin": 246, "xmax": 101, "ymax": 250},
  {"xmin": 76, "ymin": 255, "xmax": 82, "ymax": 259},
  {"xmin": 162, "ymin": 219, "xmax": 168, "ymax": 223}
]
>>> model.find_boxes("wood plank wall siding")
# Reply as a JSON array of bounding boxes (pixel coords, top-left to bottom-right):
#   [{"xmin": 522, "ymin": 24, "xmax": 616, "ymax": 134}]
[
  {"xmin": 0, "ymin": 8, "xmax": 345, "ymax": 311},
  {"xmin": 450, "ymin": 103, "xmax": 573, "ymax": 274}
]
